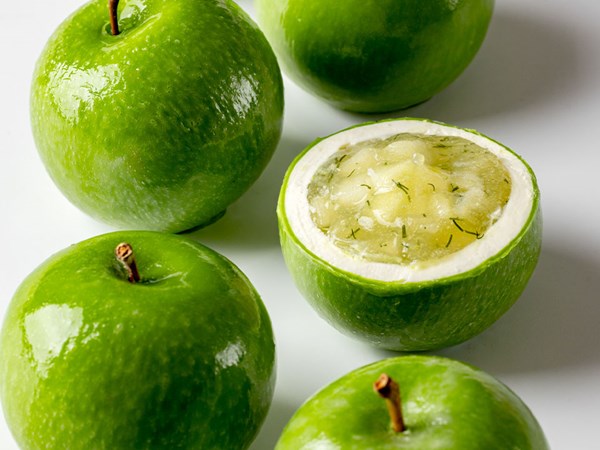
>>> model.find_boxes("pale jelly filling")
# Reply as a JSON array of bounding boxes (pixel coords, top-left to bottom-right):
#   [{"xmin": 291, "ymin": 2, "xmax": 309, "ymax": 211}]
[{"xmin": 307, "ymin": 133, "xmax": 512, "ymax": 265}]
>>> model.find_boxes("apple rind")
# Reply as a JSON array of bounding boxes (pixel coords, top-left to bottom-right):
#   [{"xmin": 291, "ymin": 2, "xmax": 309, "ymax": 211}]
[
  {"xmin": 0, "ymin": 231, "xmax": 276, "ymax": 450},
  {"xmin": 277, "ymin": 118, "xmax": 542, "ymax": 351},
  {"xmin": 275, "ymin": 355, "xmax": 550, "ymax": 449}
]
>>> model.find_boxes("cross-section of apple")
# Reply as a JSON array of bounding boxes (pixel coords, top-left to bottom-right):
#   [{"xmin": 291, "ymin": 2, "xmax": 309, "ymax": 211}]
[{"xmin": 278, "ymin": 118, "xmax": 542, "ymax": 351}]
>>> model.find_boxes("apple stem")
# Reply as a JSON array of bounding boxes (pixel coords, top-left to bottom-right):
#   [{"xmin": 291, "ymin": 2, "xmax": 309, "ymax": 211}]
[
  {"xmin": 374, "ymin": 373, "xmax": 405, "ymax": 433},
  {"xmin": 115, "ymin": 243, "xmax": 140, "ymax": 283},
  {"xmin": 109, "ymin": 0, "xmax": 120, "ymax": 35}
]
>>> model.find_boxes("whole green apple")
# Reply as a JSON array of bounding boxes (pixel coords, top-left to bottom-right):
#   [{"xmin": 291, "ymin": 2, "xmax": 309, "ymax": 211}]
[
  {"xmin": 256, "ymin": 0, "xmax": 493, "ymax": 112},
  {"xmin": 0, "ymin": 231, "xmax": 276, "ymax": 449},
  {"xmin": 31, "ymin": 0, "xmax": 284, "ymax": 232},
  {"xmin": 276, "ymin": 356, "xmax": 549, "ymax": 449}
]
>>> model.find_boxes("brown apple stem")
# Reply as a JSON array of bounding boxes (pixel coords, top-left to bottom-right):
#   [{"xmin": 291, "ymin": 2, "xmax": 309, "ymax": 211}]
[
  {"xmin": 109, "ymin": 0, "xmax": 120, "ymax": 35},
  {"xmin": 374, "ymin": 373, "xmax": 405, "ymax": 433},
  {"xmin": 115, "ymin": 243, "xmax": 140, "ymax": 283}
]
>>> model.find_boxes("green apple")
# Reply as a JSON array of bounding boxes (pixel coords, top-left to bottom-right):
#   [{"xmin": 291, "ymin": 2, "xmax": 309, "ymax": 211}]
[
  {"xmin": 0, "ymin": 231, "xmax": 276, "ymax": 449},
  {"xmin": 256, "ymin": 0, "xmax": 493, "ymax": 112},
  {"xmin": 31, "ymin": 0, "xmax": 284, "ymax": 232},
  {"xmin": 276, "ymin": 355, "xmax": 549, "ymax": 449}
]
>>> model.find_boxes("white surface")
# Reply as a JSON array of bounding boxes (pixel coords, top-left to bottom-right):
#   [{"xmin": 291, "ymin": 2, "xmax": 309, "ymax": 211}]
[{"xmin": 1, "ymin": 1, "xmax": 599, "ymax": 449}]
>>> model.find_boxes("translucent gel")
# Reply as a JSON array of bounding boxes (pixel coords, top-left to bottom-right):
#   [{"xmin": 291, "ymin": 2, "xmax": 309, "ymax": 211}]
[{"xmin": 307, "ymin": 133, "xmax": 512, "ymax": 265}]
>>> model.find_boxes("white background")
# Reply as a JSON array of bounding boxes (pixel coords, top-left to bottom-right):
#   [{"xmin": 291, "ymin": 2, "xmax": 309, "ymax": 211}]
[{"xmin": 1, "ymin": 0, "xmax": 599, "ymax": 449}]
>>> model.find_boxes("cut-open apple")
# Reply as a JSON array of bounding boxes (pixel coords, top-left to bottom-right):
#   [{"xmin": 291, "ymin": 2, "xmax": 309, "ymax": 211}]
[{"xmin": 278, "ymin": 118, "xmax": 541, "ymax": 351}]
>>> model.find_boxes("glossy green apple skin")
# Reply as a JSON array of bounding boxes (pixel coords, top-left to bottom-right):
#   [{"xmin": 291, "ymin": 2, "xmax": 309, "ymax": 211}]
[
  {"xmin": 31, "ymin": 0, "xmax": 284, "ymax": 232},
  {"xmin": 0, "ymin": 231, "xmax": 276, "ymax": 450},
  {"xmin": 276, "ymin": 356, "xmax": 549, "ymax": 449},
  {"xmin": 256, "ymin": 0, "xmax": 493, "ymax": 113}
]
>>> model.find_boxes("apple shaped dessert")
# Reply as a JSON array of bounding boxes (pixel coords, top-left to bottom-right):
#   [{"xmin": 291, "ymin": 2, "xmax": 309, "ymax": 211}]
[{"xmin": 278, "ymin": 118, "xmax": 541, "ymax": 351}]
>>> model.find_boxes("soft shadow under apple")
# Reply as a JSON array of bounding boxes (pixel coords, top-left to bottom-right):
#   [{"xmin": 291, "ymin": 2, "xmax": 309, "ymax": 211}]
[
  {"xmin": 344, "ymin": 9, "xmax": 583, "ymax": 124},
  {"xmin": 248, "ymin": 397, "xmax": 297, "ymax": 450},
  {"xmin": 438, "ymin": 243, "xmax": 600, "ymax": 374},
  {"xmin": 369, "ymin": 243, "xmax": 600, "ymax": 374},
  {"xmin": 188, "ymin": 135, "xmax": 310, "ymax": 250}
]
